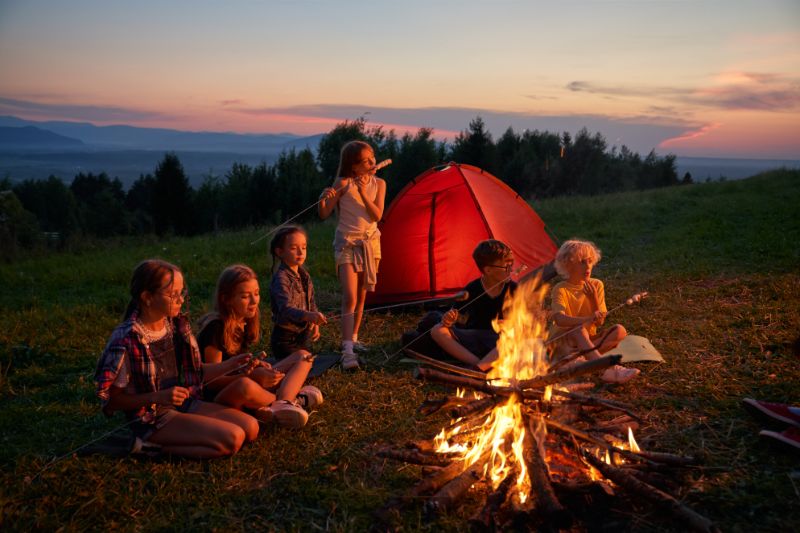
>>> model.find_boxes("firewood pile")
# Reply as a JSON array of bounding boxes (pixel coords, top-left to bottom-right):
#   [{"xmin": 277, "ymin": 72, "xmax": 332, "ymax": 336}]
[{"xmin": 374, "ymin": 280, "xmax": 718, "ymax": 532}]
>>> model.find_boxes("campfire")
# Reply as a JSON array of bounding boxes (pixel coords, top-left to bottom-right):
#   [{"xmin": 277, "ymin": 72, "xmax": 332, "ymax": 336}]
[{"xmin": 377, "ymin": 280, "xmax": 718, "ymax": 532}]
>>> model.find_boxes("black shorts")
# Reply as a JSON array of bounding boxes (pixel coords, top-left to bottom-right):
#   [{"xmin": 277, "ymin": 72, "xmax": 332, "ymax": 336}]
[{"xmin": 271, "ymin": 327, "xmax": 311, "ymax": 360}]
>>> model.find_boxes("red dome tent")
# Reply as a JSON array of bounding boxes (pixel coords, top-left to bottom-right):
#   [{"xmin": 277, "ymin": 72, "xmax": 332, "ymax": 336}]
[{"xmin": 368, "ymin": 163, "xmax": 559, "ymax": 306}]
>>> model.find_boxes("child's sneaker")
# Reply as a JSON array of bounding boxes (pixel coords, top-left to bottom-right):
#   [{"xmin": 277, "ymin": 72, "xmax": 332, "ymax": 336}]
[
  {"xmin": 297, "ymin": 385, "xmax": 324, "ymax": 409},
  {"xmin": 742, "ymin": 398, "xmax": 800, "ymax": 428},
  {"xmin": 601, "ymin": 365, "xmax": 640, "ymax": 384},
  {"xmin": 269, "ymin": 400, "xmax": 308, "ymax": 429},
  {"xmin": 254, "ymin": 406, "xmax": 274, "ymax": 424},
  {"xmin": 759, "ymin": 427, "xmax": 800, "ymax": 452},
  {"xmin": 341, "ymin": 351, "xmax": 360, "ymax": 370}
]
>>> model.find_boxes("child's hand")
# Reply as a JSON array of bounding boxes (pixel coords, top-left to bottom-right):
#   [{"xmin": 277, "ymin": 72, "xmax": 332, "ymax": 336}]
[
  {"xmin": 354, "ymin": 174, "xmax": 371, "ymax": 194},
  {"xmin": 229, "ymin": 352, "xmax": 256, "ymax": 373},
  {"xmin": 309, "ymin": 323, "xmax": 321, "ymax": 342},
  {"xmin": 592, "ymin": 310, "xmax": 606, "ymax": 324},
  {"xmin": 157, "ymin": 386, "xmax": 190, "ymax": 406},
  {"xmin": 319, "ymin": 187, "xmax": 339, "ymax": 201},
  {"xmin": 305, "ymin": 311, "xmax": 327, "ymax": 325},
  {"xmin": 582, "ymin": 281, "xmax": 600, "ymax": 307},
  {"xmin": 441, "ymin": 309, "xmax": 458, "ymax": 328}
]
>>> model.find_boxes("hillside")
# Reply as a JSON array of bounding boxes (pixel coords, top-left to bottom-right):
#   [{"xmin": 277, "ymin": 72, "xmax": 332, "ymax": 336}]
[{"xmin": 0, "ymin": 170, "xmax": 798, "ymax": 531}]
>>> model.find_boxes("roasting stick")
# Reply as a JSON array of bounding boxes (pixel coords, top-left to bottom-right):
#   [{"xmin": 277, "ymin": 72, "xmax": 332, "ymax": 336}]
[
  {"xmin": 250, "ymin": 159, "xmax": 392, "ymax": 245},
  {"xmin": 326, "ymin": 290, "xmax": 469, "ymax": 321}
]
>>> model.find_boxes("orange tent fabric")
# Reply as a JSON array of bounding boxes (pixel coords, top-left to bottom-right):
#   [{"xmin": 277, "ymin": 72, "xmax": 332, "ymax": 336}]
[{"xmin": 368, "ymin": 163, "xmax": 558, "ymax": 305}]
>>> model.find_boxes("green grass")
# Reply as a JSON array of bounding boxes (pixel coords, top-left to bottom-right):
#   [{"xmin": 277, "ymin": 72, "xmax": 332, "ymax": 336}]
[{"xmin": 1, "ymin": 170, "xmax": 799, "ymax": 531}]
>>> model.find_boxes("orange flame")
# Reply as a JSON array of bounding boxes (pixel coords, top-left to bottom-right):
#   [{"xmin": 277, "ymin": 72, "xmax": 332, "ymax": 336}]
[{"xmin": 433, "ymin": 275, "xmax": 552, "ymax": 502}]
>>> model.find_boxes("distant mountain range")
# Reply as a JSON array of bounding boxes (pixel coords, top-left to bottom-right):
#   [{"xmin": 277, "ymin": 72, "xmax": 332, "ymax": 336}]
[
  {"xmin": 0, "ymin": 115, "xmax": 797, "ymax": 188},
  {"xmin": 0, "ymin": 115, "xmax": 323, "ymax": 153}
]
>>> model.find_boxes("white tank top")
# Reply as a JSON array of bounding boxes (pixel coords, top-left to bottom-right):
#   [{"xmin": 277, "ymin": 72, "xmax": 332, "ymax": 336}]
[{"xmin": 337, "ymin": 176, "xmax": 379, "ymax": 235}]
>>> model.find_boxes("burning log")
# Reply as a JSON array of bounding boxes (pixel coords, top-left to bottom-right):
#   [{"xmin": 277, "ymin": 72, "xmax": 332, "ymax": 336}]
[
  {"xmin": 450, "ymin": 397, "xmax": 499, "ymax": 419},
  {"xmin": 418, "ymin": 395, "xmax": 472, "ymax": 416},
  {"xmin": 589, "ymin": 414, "xmax": 640, "ymax": 433},
  {"xmin": 377, "ymin": 447, "xmax": 453, "ymax": 467},
  {"xmin": 414, "ymin": 367, "xmax": 513, "ymax": 396},
  {"xmin": 544, "ymin": 418, "xmax": 654, "ymax": 466},
  {"xmin": 629, "ymin": 449, "xmax": 700, "ymax": 467},
  {"xmin": 518, "ymin": 354, "xmax": 622, "ymax": 389},
  {"xmin": 521, "ymin": 413, "xmax": 571, "ymax": 528},
  {"xmin": 469, "ymin": 472, "xmax": 515, "ymax": 532},
  {"xmin": 551, "ymin": 389, "xmax": 642, "ymax": 422},
  {"xmin": 583, "ymin": 452, "xmax": 719, "ymax": 533},
  {"xmin": 425, "ymin": 454, "xmax": 490, "ymax": 516}
]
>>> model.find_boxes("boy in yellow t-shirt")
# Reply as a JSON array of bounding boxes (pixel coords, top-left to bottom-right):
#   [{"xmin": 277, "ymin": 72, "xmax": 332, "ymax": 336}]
[{"xmin": 550, "ymin": 239, "xmax": 639, "ymax": 384}]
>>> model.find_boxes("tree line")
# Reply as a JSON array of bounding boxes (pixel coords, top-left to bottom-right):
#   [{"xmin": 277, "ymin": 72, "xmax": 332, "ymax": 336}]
[{"xmin": 0, "ymin": 117, "xmax": 687, "ymax": 260}]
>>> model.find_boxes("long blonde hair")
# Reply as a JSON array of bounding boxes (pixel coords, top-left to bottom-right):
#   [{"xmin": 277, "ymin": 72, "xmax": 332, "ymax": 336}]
[{"xmin": 211, "ymin": 264, "xmax": 261, "ymax": 354}]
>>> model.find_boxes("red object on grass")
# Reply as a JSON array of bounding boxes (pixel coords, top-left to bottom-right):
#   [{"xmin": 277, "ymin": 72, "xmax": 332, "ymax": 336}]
[
  {"xmin": 368, "ymin": 163, "xmax": 558, "ymax": 306},
  {"xmin": 760, "ymin": 427, "xmax": 800, "ymax": 452},
  {"xmin": 742, "ymin": 398, "xmax": 800, "ymax": 428}
]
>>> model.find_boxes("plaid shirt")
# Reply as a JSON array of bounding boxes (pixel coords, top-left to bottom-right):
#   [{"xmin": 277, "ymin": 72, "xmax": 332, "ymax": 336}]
[
  {"xmin": 270, "ymin": 263, "xmax": 318, "ymax": 333},
  {"xmin": 94, "ymin": 308, "xmax": 203, "ymax": 418}
]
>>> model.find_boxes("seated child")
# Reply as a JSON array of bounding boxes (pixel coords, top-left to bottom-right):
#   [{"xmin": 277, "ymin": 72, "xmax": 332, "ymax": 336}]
[
  {"xmin": 95, "ymin": 259, "xmax": 258, "ymax": 458},
  {"xmin": 549, "ymin": 239, "xmax": 639, "ymax": 384},
  {"xmin": 198, "ymin": 264, "xmax": 322, "ymax": 429},
  {"xmin": 429, "ymin": 239, "xmax": 518, "ymax": 371}
]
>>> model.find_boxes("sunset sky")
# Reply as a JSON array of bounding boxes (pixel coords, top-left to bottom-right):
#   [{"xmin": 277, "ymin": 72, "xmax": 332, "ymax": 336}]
[{"xmin": 1, "ymin": 0, "xmax": 798, "ymax": 158}]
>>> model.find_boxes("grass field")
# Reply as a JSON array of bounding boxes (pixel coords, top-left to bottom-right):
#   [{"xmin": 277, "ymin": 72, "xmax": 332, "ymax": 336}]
[{"xmin": 1, "ymin": 169, "xmax": 799, "ymax": 531}]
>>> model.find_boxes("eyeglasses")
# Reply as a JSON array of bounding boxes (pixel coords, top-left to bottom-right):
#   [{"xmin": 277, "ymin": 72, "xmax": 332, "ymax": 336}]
[
  {"xmin": 487, "ymin": 263, "xmax": 514, "ymax": 271},
  {"xmin": 160, "ymin": 288, "xmax": 188, "ymax": 301}
]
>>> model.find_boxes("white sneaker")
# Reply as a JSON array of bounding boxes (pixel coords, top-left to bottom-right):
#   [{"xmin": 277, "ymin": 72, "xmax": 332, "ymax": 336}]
[
  {"xmin": 297, "ymin": 385, "xmax": 324, "ymax": 409},
  {"xmin": 601, "ymin": 365, "xmax": 640, "ymax": 384},
  {"xmin": 341, "ymin": 351, "xmax": 360, "ymax": 370},
  {"xmin": 269, "ymin": 400, "xmax": 308, "ymax": 428}
]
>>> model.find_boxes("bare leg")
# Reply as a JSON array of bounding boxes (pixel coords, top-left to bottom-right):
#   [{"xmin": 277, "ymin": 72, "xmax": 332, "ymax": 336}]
[
  {"xmin": 565, "ymin": 327, "xmax": 603, "ymax": 360},
  {"xmin": 147, "ymin": 401, "xmax": 258, "ymax": 458},
  {"xmin": 214, "ymin": 376, "xmax": 276, "ymax": 411},
  {"xmin": 352, "ymin": 270, "xmax": 368, "ymax": 341},
  {"xmin": 430, "ymin": 324, "xmax": 481, "ymax": 367},
  {"xmin": 196, "ymin": 400, "xmax": 259, "ymax": 441},
  {"xmin": 592, "ymin": 324, "xmax": 627, "ymax": 354},
  {"xmin": 272, "ymin": 350, "xmax": 313, "ymax": 401},
  {"xmin": 338, "ymin": 263, "xmax": 358, "ymax": 345}
]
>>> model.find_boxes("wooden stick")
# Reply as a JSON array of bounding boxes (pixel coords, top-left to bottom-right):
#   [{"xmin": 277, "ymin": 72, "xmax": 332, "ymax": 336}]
[
  {"xmin": 414, "ymin": 367, "xmax": 513, "ymax": 396},
  {"xmin": 418, "ymin": 395, "xmax": 471, "ymax": 416},
  {"xmin": 545, "ymin": 418, "xmax": 655, "ymax": 466},
  {"xmin": 450, "ymin": 397, "xmax": 499, "ymax": 419},
  {"xmin": 551, "ymin": 389, "xmax": 642, "ymax": 422},
  {"xmin": 376, "ymin": 447, "xmax": 453, "ymax": 467},
  {"xmin": 521, "ymin": 413, "xmax": 571, "ymax": 527},
  {"xmin": 630, "ymin": 449, "xmax": 700, "ymax": 467},
  {"xmin": 425, "ymin": 453, "xmax": 490, "ymax": 516},
  {"xmin": 518, "ymin": 355, "xmax": 622, "ymax": 389},
  {"xmin": 405, "ymin": 349, "xmax": 488, "ymax": 380},
  {"xmin": 583, "ymin": 452, "xmax": 719, "ymax": 533}
]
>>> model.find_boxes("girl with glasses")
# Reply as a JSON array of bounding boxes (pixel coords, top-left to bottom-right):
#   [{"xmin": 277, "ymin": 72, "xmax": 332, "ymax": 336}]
[{"xmin": 95, "ymin": 259, "xmax": 259, "ymax": 458}]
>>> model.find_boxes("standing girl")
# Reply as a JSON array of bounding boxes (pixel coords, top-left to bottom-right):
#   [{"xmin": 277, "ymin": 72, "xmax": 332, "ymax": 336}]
[
  {"xmin": 318, "ymin": 141, "xmax": 386, "ymax": 369},
  {"xmin": 198, "ymin": 264, "xmax": 322, "ymax": 429},
  {"xmin": 95, "ymin": 259, "xmax": 258, "ymax": 458}
]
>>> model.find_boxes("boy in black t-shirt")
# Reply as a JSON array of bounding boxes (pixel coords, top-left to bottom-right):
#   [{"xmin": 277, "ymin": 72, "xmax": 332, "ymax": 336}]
[{"xmin": 430, "ymin": 240, "xmax": 517, "ymax": 371}]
